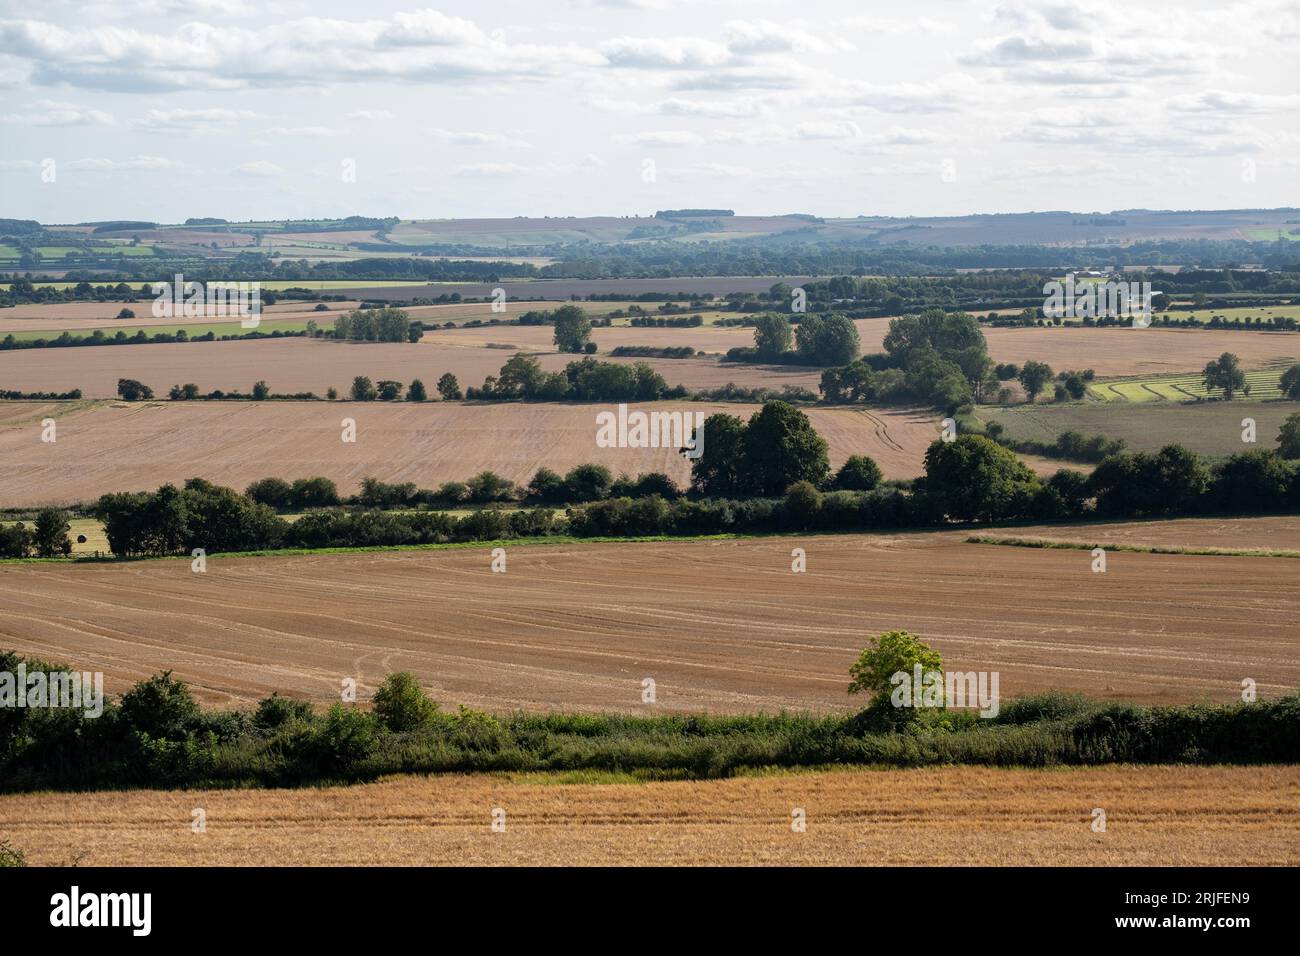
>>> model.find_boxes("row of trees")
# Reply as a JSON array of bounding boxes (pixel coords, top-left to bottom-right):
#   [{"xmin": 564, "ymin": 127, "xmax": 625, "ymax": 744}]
[
  {"xmin": 331, "ymin": 307, "xmax": 422, "ymax": 343},
  {"xmin": 469, "ymin": 355, "xmax": 683, "ymax": 402},
  {"xmin": 735, "ymin": 312, "xmax": 862, "ymax": 367},
  {"xmin": 0, "ymin": 509, "xmax": 73, "ymax": 558}
]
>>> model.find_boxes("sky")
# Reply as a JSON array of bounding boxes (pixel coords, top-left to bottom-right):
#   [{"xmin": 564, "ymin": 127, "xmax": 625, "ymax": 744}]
[{"xmin": 0, "ymin": 0, "xmax": 1297, "ymax": 224}]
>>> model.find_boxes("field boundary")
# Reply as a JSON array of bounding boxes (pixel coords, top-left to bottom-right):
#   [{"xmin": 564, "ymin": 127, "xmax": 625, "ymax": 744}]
[{"xmin": 966, "ymin": 534, "xmax": 1300, "ymax": 559}]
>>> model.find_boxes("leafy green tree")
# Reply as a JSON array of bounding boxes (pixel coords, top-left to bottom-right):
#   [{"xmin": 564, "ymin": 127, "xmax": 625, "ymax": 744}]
[
  {"xmin": 495, "ymin": 354, "xmax": 545, "ymax": 398},
  {"xmin": 527, "ymin": 467, "xmax": 566, "ymax": 503},
  {"xmin": 1211, "ymin": 450, "xmax": 1290, "ymax": 511},
  {"xmin": 0, "ymin": 523, "xmax": 33, "ymax": 559},
  {"xmin": 245, "ymin": 477, "xmax": 293, "ymax": 510},
  {"xmin": 437, "ymin": 373, "xmax": 462, "ymax": 401},
  {"xmin": 883, "ymin": 310, "xmax": 984, "ymax": 360},
  {"xmin": 1059, "ymin": 372, "xmax": 1087, "ymax": 400},
  {"xmin": 1277, "ymin": 412, "xmax": 1300, "ymax": 459},
  {"xmin": 1280, "ymin": 364, "xmax": 1300, "ymax": 400},
  {"xmin": 741, "ymin": 401, "xmax": 831, "ymax": 496},
  {"xmin": 32, "ymin": 508, "xmax": 71, "ymax": 557},
  {"xmin": 564, "ymin": 463, "xmax": 613, "ymax": 502},
  {"xmin": 251, "ymin": 380, "xmax": 270, "ymax": 401},
  {"xmin": 834, "ymin": 454, "xmax": 882, "ymax": 491},
  {"xmin": 848, "ymin": 630, "xmax": 943, "ymax": 702},
  {"xmin": 116, "ymin": 378, "xmax": 153, "ymax": 401},
  {"xmin": 1018, "ymin": 361, "xmax": 1053, "ymax": 401},
  {"xmin": 820, "ymin": 362, "xmax": 874, "ymax": 403},
  {"xmin": 553, "ymin": 304, "xmax": 593, "ymax": 353},
  {"xmin": 795, "ymin": 313, "xmax": 860, "ymax": 366},
  {"xmin": 783, "ymin": 480, "xmax": 823, "ymax": 524},
  {"xmin": 688, "ymin": 413, "xmax": 747, "ymax": 496},
  {"xmin": 407, "ymin": 379, "xmax": 427, "ymax": 402},
  {"xmin": 753, "ymin": 313, "xmax": 793, "ymax": 360},
  {"xmin": 376, "ymin": 380, "xmax": 404, "ymax": 401},
  {"xmin": 466, "ymin": 471, "xmax": 516, "ymax": 503},
  {"xmin": 923, "ymin": 434, "xmax": 1039, "ymax": 522},
  {"xmin": 290, "ymin": 476, "xmax": 339, "ymax": 509},
  {"xmin": 1203, "ymin": 352, "xmax": 1246, "ymax": 400},
  {"xmin": 119, "ymin": 671, "xmax": 199, "ymax": 739},
  {"xmin": 372, "ymin": 672, "xmax": 439, "ymax": 732},
  {"xmin": 350, "ymin": 376, "xmax": 377, "ymax": 401}
]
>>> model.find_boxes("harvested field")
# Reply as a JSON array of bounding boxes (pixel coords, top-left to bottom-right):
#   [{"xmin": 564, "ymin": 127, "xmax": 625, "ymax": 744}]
[
  {"xmin": 0, "ymin": 337, "xmax": 823, "ymax": 397},
  {"xmin": 1, "ymin": 533, "xmax": 1295, "ymax": 710},
  {"xmin": 976, "ymin": 515, "xmax": 1300, "ymax": 554},
  {"xmin": 2, "ymin": 764, "xmax": 1296, "ymax": 866},
  {"xmin": 348, "ymin": 276, "xmax": 816, "ymax": 301},
  {"xmin": 0, "ymin": 400, "xmax": 939, "ymax": 506},
  {"xmin": 851, "ymin": 322, "xmax": 1300, "ymax": 377},
  {"xmin": 430, "ymin": 321, "xmax": 757, "ymax": 354}
]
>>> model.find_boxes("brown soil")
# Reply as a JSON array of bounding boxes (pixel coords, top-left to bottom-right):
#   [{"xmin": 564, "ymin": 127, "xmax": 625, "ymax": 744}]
[{"xmin": 1, "ymin": 533, "xmax": 1295, "ymax": 710}]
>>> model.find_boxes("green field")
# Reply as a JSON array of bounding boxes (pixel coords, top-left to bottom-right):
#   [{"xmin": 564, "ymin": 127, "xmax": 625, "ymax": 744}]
[
  {"xmin": 1088, "ymin": 368, "xmax": 1289, "ymax": 403},
  {"xmin": 979, "ymin": 399, "xmax": 1300, "ymax": 458},
  {"xmin": 3, "ymin": 319, "xmax": 321, "ymax": 342}
]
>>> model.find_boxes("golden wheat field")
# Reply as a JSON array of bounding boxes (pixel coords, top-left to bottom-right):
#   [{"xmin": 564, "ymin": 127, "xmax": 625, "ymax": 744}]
[{"xmin": 2, "ymin": 765, "xmax": 1295, "ymax": 866}]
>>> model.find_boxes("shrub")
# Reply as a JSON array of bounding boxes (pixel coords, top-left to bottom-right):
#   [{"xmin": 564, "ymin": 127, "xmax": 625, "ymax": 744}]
[
  {"xmin": 834, "ymin": 455, "xmax": 882, "ymax": 491},
  {"xmin": 253, "ymin": 693, "xmax": 313, "ymax": 731},
  {"xmin": 372, "ymin": 672, "xmax": 440, "ymax": 732},
  {"xmin": 119, "ymin": 672, "xmax": 200, "ymax": 740}
]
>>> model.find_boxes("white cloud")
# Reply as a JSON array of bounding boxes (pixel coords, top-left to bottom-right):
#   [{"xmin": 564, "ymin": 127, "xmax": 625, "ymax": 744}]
[
  {"xmin": 455, "ymin": 162, "xmax": 532, "ymax": 177},
  {"xmin": 0, "ymin": 14, "xmax": 605, "ymax": 92},
  {"xmin": 613, "ymin": 130, "xmax": 706, "ymax": 147},
  {"xmin": 132, "ymin": 107, "xmax": 260, "ymax": 131},
  {"xmin": 0, "ymin": 99, "xmax": 114, "ymax": 126},
  {"xmin": 67, "ymin": 155, "xmax": 183, "ymax": 170},
  {"xmin": 233, "ymin": 160, "xmax": 284, "ymax": 177},
  {"xmin": 263, "ymin": 126, "xmax": 343, "ymax": 137},
  {"xmin": 429, "ymin": 128, "xmax": 534, "ymax": 149}
]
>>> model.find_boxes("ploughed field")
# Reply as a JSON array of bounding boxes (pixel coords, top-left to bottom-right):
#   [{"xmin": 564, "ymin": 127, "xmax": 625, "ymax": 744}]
[
  {"xmin": 1, "ymin": 532, "xmax": 1296, "ymax": 711},
  {"xmin": 0, "ymin": 400, "xmax": 939, "ymax": 507},
  {"xmin": 3, "ymin": 765, "xmax": 1296, "ymax": 866}
]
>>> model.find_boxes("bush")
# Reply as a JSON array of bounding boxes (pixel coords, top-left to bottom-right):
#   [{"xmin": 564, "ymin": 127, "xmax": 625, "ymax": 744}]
[
  {"xmin": 834, "ymin": 455, "xmax": 882, "ymax": 491},
  {"xmin": 118, "ymin": 672, "xmax": 200, "ymax": 740},
  {"xmin": 372, "ymin": 672, "xmax": 440, "ymax": 732},
  {"xmin": 253, "ymin": 693, "xmax": 313, "ymax": 731},
  {"xmin": 312, "ymin": 704, "xmax": 378, "ymax": 773}
]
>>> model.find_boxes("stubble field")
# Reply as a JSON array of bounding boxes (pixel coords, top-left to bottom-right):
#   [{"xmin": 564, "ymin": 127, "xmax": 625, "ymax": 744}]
[
  {"xmin": 2, "ymin": 765, "xmax": 1295, "ymax": 866},
  {"xmin": 0, "ymin": 400, "xmax": 942, "ymax": 507},
  {"xmin": 2, "ymin": 531, "xmax": 1296, "ymax": 711}
]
